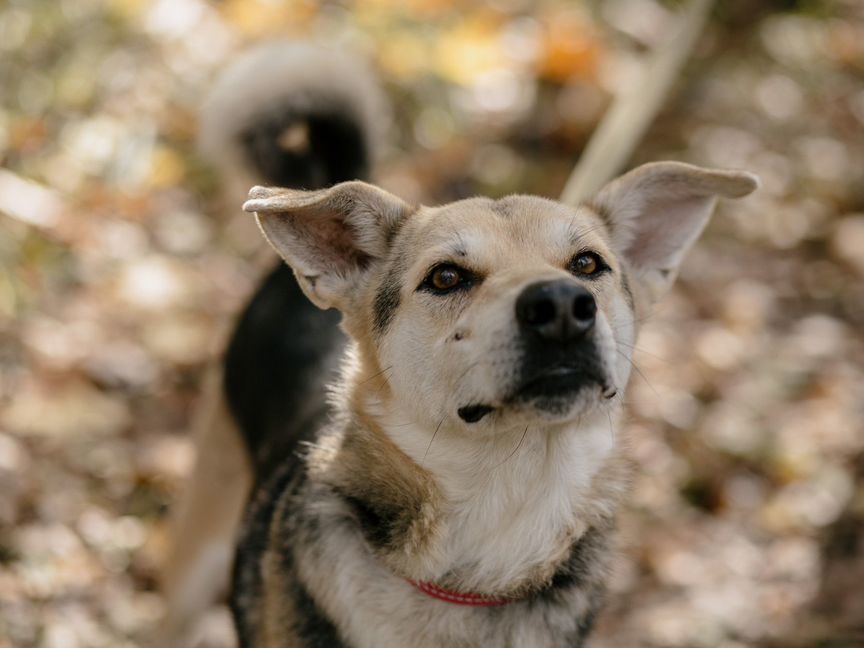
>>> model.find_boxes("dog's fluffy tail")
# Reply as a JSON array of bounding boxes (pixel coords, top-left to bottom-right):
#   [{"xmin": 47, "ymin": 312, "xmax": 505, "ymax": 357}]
[{"xmin": 199, "ymin": 40, "xmax": 389, "ymax": 197}]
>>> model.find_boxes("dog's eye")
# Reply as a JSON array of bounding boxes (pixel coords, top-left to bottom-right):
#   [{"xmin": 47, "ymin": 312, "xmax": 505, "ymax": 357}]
[
  {"xmin": 569, "ymin": 252, "xmax": 607, "ymax": 277},
  {"xmin": 430, "ymin": 265, "xmax": 463, "ymax": 291},
  {"xmin": 421, "ymin": 264, "xmax": 472, "ymax": 294}
]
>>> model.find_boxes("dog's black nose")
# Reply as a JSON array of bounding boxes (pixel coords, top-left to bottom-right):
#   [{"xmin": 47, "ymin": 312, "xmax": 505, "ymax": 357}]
[{"xmin": 516, "ymin": 280, "xmax": 596, "ymax": 342}]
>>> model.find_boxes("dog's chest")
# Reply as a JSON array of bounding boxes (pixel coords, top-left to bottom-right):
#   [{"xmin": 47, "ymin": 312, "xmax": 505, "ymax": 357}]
[{"xmin": 425, "ymin": 421, "xmax": 614, "ymax": 592}]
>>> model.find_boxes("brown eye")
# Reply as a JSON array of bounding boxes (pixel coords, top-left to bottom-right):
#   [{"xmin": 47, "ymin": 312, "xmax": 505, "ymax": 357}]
[
  {"xmin": 420, "ymin": 264, "xmax": 476, "ymax": 294},
  {"xmin": 569, "ymin": 252, "xmax": 607, "ymax": 277},
  {"xmin": 432, "ymin": 266, "xmax": 462, "ymax": 290},
  {"xmin": 574, "ymin": 253, "xmax": 597, "ymax": 274}
]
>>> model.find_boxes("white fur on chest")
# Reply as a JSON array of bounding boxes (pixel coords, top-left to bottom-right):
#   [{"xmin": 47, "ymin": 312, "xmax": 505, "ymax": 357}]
[{"xmin": 385, "ymin": 411, "xmax": 616, "ymax": 593}]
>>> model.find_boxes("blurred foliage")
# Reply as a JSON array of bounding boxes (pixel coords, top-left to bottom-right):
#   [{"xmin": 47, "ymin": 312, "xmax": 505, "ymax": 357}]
[{"xmin": 1, "ymin": 0, "xmax": 863, "ymax": 646}]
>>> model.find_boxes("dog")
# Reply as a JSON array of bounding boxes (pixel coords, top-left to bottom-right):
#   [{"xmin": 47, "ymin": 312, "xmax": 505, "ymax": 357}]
[{"xmin": 159, "ymin": 41, "xmax": 759, "ymax": 647}]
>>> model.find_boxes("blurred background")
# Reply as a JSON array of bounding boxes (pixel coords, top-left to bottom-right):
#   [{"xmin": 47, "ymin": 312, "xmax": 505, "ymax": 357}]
[{"xmin": 1, "ymin": 0, "xmax": 863, "ymax": 646}]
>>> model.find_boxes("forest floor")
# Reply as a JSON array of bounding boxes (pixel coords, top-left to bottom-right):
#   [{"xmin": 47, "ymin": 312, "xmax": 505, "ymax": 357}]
[{"xmin": 1, "ymin": 1, "xmax": 863, "ymax": 646}]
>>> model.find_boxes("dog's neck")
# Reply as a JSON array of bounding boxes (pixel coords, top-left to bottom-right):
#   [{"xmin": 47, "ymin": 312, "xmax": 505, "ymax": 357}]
[
  {"xmin": 312, "ymin": 356, "xmax": 628, "ymax": 597},
  {"xmin": 384, "ymin": 400, "xmax": 621, "ymax": 594}
]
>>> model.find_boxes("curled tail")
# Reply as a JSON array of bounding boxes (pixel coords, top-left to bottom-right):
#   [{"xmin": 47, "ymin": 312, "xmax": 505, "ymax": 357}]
[{"xmin": 199, "ymin": 40, "xmax": 389, "ymax": 194}]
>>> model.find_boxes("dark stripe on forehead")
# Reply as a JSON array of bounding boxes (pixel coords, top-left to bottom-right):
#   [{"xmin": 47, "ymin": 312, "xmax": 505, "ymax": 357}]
[
  {"xmin": 373, "ymin": 271, "xmax": 401, "ymax": 334},
  {"xmin": 373, "ymin": 212, "xmax": 418, "ymax": 335}
]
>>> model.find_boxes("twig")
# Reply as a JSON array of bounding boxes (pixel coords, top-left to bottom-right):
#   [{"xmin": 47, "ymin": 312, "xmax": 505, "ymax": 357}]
[{"xmin": 559, "ymin": 0, "xmax": 715, "ymax": 205}]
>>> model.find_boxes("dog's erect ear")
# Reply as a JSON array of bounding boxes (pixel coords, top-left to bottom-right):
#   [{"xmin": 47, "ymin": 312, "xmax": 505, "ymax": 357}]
[
  {"xmin": 592, "ymin": 161, "xmax": 759, "ymax": 303},
  {"xmin": 243, "ymin": 181, "xmax": 411, "ymax": 310}
]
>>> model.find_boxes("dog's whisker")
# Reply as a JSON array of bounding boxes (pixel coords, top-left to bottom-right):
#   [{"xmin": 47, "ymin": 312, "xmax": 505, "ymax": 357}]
[
  {"xmin": 610, "ymin": 316, "xmax": 653, "ymax": 330},
  {"xmin": 359, "ymin": 365, "xmax": 393, "ymax": 386},
  {"xmin": 456, "ymin": 358, "xmax": 483, "ymax": 382},
  {"xmin": 616, "ymin": 348, "xmax": 660, "ymax": 400},
  {"xmin": 452, "ymin": 357, "xmax": 488, "ymax": 396},
  {"xmin": 492, "ymin": 425, "xmax": 529, "ymax": 470},
  {"xmin": 423, "ymin": 413, "xmax": 447, "ymax": 463},
  {"xmin": 604, "ymin": 408, "xmax": 615, "ymax": 444},
  {"xmin": 614, "ymin": 340, "xmax": 669, "ymax": 363},
  {"xmin": 370, "ymin": 368, "xmax": 398, "ymax": 398}
]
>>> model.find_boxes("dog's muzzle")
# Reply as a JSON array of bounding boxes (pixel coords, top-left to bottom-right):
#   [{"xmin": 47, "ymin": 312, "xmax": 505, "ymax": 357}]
[
  {"xmin": 512, "ymin": 279, "xmax": 605, "ymax": 408},
  {"xmin": 457, "ymin": 280, "xmax": 608, "ymax": 424}
]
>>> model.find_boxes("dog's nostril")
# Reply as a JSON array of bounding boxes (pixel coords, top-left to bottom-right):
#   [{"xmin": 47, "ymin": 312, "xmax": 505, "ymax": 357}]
[
  {"xmin": 523, "ymin": 298, "xmax": 557, "ymax": 326},
  {"xmin": 572, "ymin": 293, "xmax": 596, "ymax": 322}
]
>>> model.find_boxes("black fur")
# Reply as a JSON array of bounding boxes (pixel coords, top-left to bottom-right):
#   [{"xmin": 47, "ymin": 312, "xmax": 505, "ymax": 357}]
[
  {"xmin": 372, "ymin": 273, "xmax": 402, "ymax": 335},
  {"xmin": 224, "ymin": 103, "xmax": 367, "ymax": 481},
  {"xmin": 223, "ymin": 263, "xmax": 344, "ymax": 482},
  {"xmin": 290, "ymin": 576, "xmax": 348, "ymax": 648},
  {"xmin": 544, "ymin": 526, "xmax": 608, "ymax": 594},
  {"xmin": 225, "ymin": 105, "xmax": 368, "ymax": 476},
  {"xmin": 534, "ymin": 526, "xmax": 611, "ymax": 647},
  {"xmin": 241, "ymin": 108, "xmax": 369, "ymax": 190},
  {"xmin": 513, "ymin": 338, "xmax": 606, "ymax": 415},
  {"xmin": 230, "ymin": 462, "xmax": 299, "ymax": 646},
  {"xmin": 340, "ymin": 494, "xmax": 394, "ymax": 550}
]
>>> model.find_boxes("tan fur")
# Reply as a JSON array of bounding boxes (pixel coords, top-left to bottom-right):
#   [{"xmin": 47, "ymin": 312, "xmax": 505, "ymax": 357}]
[{"xmin": 309, "ymin": 403, "xmax": 445, "ymax": 571}]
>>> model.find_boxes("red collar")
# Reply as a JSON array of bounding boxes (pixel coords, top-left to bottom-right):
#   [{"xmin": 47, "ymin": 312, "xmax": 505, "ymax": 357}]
[{"xmin": 407, "ymin": 579, "xmax": 518, "ymax": 607}]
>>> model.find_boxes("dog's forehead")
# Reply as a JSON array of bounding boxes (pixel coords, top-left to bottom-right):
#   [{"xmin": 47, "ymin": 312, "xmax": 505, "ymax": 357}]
[{"xmin": 405, "ymin": 195, "xmax": 609, "ymax": 259}]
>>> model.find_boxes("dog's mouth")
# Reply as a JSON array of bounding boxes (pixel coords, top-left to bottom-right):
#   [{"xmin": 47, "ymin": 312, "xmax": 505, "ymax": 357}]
[
  {"xmin": 511, "ymin": 356, "xmax": 614, "ymax": 414},
  {"xmin": 457, "ymin": 363, "xmax": 614, "ymax": 424},
  {"xmin": 513, "ymin": 364, "xmax": 597, "ymax": 400}
]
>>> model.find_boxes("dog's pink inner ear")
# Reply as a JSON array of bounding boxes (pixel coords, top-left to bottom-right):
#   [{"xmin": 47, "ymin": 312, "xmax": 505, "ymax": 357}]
[
  {"xmin": 620, "ymin": 193, "xmax": 712, "ymax": 271},
  {"xmin": 243, "ymin": 182, "xmax": 411, "ymax": 309},
  {"xmin": 593, "ymin": 162, "xmax": 759, "ymax": 273},
  {"xmin": 256, "ymin": 200, "xmax": 372, "ymax": 278}
]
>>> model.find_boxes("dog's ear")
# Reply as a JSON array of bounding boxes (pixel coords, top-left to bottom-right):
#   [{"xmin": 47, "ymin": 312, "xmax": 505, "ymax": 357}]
[
  {"xmin": 243, "ymin": 181, "xmax": 411, "ymax": 310},
  {"xmin": 592, "ymin": 161, "xmax": 759, "ymax": 303}
]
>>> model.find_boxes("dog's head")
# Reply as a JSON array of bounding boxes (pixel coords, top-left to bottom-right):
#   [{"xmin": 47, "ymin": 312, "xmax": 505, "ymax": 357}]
[{"xmin": 244, "ymin": 162, "xmax": 757, "ymax": 434}]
